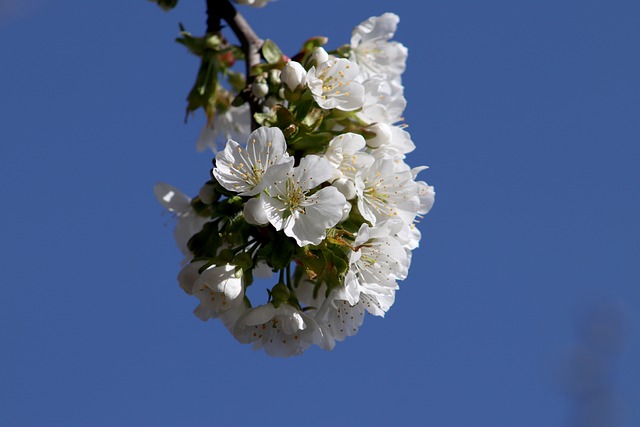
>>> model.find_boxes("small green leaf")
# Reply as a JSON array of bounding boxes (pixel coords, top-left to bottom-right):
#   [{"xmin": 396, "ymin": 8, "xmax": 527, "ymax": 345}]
[
  {"xmin": 254, "ymin": 110, "xmax": 278, "ymax": 127},
  {"xmin": 295, "ymin": 246, "xmax": 326, "ymax": 281},
  {"xmin": 262, "ymin": 39, "xmax": 284, "ymax": 64},
  {"xmin": 300, "ymin": 107, "xmax": 324, "ymax": 131}
]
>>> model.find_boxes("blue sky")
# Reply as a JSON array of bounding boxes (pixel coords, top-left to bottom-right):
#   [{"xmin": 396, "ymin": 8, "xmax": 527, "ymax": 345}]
[{"xmin": 1, "ymin": 1, "xmax": 639, "ymax": 426}]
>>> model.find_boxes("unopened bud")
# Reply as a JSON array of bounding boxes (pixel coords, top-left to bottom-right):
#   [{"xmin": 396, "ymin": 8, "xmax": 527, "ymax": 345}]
[
  {"xmin": 252, "ymin": 81, "xmax": 269, "ymax": 98},
  {"xmin": 233, "ymin": 252, "xmax": 254, "ymax": 270},
  {"xmin": 243, "ymin": 197, "xmax": 269, "ymax": 225},
  {"xmin": 268, "ymin": 69, "xmax": 281, "ymax": 86},
  {"xmin": 198, "ymin": 181, "xmax": 218, "ymax": 204},
  {"xmin": 310, "ymin": 47, "xmax": 329, "ymax": 66},
  {"xmin": 271, "ymin": 283, "xmax": 290, "ymax": 304},
  {"xmin": 281, "ymin": 61, "xmax": 307, "ymax": 91}
]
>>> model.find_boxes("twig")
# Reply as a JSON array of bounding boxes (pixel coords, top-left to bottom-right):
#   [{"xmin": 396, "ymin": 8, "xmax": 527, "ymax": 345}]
[{"xmin": 207, "ymin": 0, "xmax": 264, "ymax": 130}]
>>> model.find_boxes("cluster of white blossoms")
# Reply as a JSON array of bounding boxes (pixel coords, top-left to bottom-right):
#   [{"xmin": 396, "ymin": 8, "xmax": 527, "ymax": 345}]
[{"xmin": 156, "ymin": 12, "xmax": 435, "ymax": 356}]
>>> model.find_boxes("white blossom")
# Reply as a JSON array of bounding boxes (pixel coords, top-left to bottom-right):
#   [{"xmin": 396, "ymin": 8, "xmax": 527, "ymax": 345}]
[
  {"xmin": 350, "ymin": 13, "xmax": 408, "ymax": 82},
  {"xmin": 154, "ymin": 183, "xmax": 208, "ymax": 259},
  {"xmin": 261, "ymin": 155, "xmax": 347, "ymax": 246},
  {"xmin": 233, "ymin": 303, "xmax": 323, "ymax": 357},
  {"xmin": 412, "ymin": 166, "xmax": 436, "ymax": 215},
  {"xmin": 355, "ymin": 158, "xmax": 420, "ymax": 227},
  {"xmin": 196, "ymin": 104, "xmax": 251, "ymax": 152},
  {"xmin": 307, "ymin": 58, "xmax": 364, "ymax": 111},
  {"xmin": 295, "ymin": 281, "xmax": 365, "ymax": 350},
  {"xmin": 359, "ymin": 76, "xmax": 406, "ymax": 125},
  {"xmin": 323, "ymin": 132, "xmax": 374, "ymax": 182},
  {"xmin": 213, "ymin": 126, "xmax": 293, "ymax": 196},
  {"xmin": 369, "ymin": 126, "xmax": 416, "ymax": 159},
  {"xmin": 191, "ymin": 265, "xmax": 244, "ymax": 321},
  {"xmin": 157, "ymin": 10, "xmax": 435, "ymax": 356}
]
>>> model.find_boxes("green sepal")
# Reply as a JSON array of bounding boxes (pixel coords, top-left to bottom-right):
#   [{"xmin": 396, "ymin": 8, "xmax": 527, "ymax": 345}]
[
  {"xmin": 301, "ymin": 36, "xmax": 328, "ymax": 53},
  {"xmin": 233, "ymin": 252, "xmax": 254, "ymax": 270},
  {"xmin": 217, "ymin": 248, "xmax": 235, "ymax": 264},
  {"xmin": 231, "ymin": 95, "xmax": 247, "ymax": 107},
  {"xmin": 187, "ymin": 221, "xmax": 223, "ymax": 259},
  {"xmin": 300, "ymin": 107, "xmax": 324, "ymax": 131},
  {"xmin": 333, "ymin": 44, "xmax": 352, "ymax": 59},
  {"xmin": 257, "ymin": 233, "xmax": 295, "ymax": 271},
  {"xmin": 243, "ymin": 268, "xmax": 254, "ymax": 288},
  {"xmin": 214, "ymin": 196, "xmax": 244, "ymax": 217},
  {"xmin": 322, "ymin": 243, "xmax": 350, "ymax": 293},
  {"xmin": 271, "ymin": 283, "xmax": 290, "ymax": 306},
  {"xmin": 292, "ymin": 265, "xmax": 304, "ymax": 288},
  {"xmin": 287, "ymin": 131, "xmax": 334, "ymax": 154}
]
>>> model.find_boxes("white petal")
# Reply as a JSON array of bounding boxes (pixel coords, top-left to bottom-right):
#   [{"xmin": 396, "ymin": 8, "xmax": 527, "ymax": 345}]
[
  {"xmin": 154, "ymin": 183, "xmax": 190, "ymax": 214},
  {"xmin": 177, "ymin": 260, "xmax": 208, "ymax": 294},
  {"xmin": 287, "ymin": 187, "xmax": 346, "ymax": 246},
  {"xmin": 242, "ymin": 304, "xmax": 277, "ymax": 326},
  {"xmin": 293, "ymin": 155, "xmax": 334, "ymax": 190}
]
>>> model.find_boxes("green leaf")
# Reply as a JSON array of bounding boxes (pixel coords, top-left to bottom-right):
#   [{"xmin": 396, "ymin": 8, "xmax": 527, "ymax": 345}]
[
  {"xmin": 287, "ymin": 131, "xmax": 334, "ymax": 154},
  {"xmin": 295, "ymin": 246, "xmax": 326, "ymax": 281},
  {"xmin": 261, "ymin": 39, "xmax": 283, "ymax": 65},
  {"xmin": 226, "ymin": 70, "xmax": 246, "ymax": 93},
  {"xmin": 322, "ymin": 243, "xmax": 350, "ymax": 292}
]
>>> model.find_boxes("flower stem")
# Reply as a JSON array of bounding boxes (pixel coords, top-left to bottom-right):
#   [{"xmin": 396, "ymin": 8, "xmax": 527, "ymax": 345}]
[{"xmin": 206, "ymin": 0, "xmax": 264, "ymax": 131}]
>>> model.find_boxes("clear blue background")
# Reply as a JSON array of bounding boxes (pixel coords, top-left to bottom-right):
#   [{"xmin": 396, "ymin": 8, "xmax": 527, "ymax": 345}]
[{"xmin": 1, "ymin": 1, "xmax": 638, "ymax": 426}]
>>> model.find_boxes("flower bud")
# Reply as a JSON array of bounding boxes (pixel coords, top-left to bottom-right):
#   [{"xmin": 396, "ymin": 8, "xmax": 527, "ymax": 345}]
[
  {"xmin": 243, "ymin": 197, "xmax": 269, "ymax": 225},
  {"xmin": 264, "ymin": 96, "xmax": 279, "ymax": 108},
  {"xmin": 268, "ymin": 69, "xmax": 281, "ymax": 86},
  {"xmin": 281, "ymin": 61, "xmax": 307, "ymax": 91},
  {"xmin": 271, "ymin": 283, "xmax": 290, "ymax": 306},
  {"xmin": 311, "ymin": 47, "xmax": 329, "ymax": 66},
  {"xmin": 252, "ymin": 81, "xmax": 269, "ymax": 98},
  {"xmin": 198, "ymin": 181, "xmax": 218, "ymax": 205},
  {"xmin": 233, "ymin": 252, "xmax": 254, "ymax": 270},
  {"xmin": 366, "ymin": 122, "xmax": 392, "ymax": 148},
  {"xmin": 332, "ymin": 178, "xmax": 357, "ymax": 200}
]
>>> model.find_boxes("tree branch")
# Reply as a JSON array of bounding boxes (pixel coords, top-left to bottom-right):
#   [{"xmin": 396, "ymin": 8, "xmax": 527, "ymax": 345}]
[{"xmin": 207, "ymin": 0, "xmax": 264, "ymax": 131}]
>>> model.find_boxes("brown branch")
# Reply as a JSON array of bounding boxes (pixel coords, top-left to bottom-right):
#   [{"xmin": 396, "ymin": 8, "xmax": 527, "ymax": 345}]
[{"xmin": 207, "ymin": 0, "xmax": 264, "ymax": 131}]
